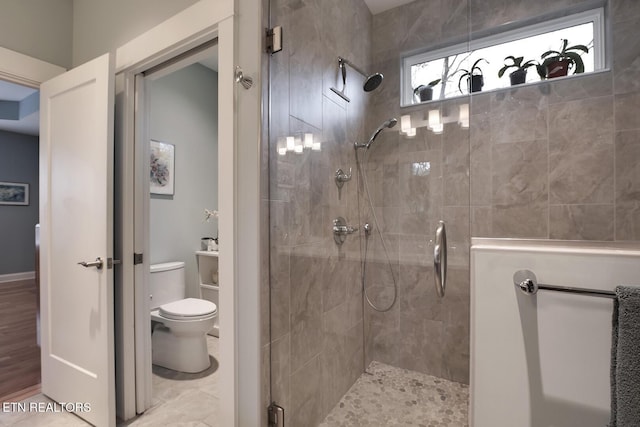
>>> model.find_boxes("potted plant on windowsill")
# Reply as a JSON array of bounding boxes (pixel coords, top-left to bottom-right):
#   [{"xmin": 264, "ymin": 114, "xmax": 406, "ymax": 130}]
[
  {"xmin": 413, "ymin": 79, "xmax": 441, "ymax": 102},
  {"xmin": 498, "ymin": 56, "xmax": 538, "ymax": 86},
  {"xmin": 536, "ymin": 38, "xmax": 589, "ymax": 79},
  {"xmin": 457, "ymin": 58, "xmax": 488, "ymax": 94},
  {"xmin": 413, "ymin": 79, "xmax": 441, "ymax": 103}
]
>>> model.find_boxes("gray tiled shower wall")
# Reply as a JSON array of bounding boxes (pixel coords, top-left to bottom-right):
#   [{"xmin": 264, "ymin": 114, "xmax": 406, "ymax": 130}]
[{"xmin": 264, "ymin": 0, "xmax": 640, "ymax": 425}]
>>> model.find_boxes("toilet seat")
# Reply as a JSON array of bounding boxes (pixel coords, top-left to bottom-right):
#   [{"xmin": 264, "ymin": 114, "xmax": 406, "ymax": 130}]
[{"xmin": 159, "ymin": 298, "xmax": 217, "ymax": 321}]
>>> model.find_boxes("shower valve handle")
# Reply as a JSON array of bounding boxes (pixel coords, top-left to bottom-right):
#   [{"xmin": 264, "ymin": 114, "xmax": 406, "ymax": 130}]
[
  {"xmin": 333, "ymin": 224, "xmax": 358, "ymax": 235},
  {"xmin": 335, "ymin": 168, "xmax": 352, "ymax": 189},
  {"xmin": 332, "ymin": 216, "xmax": 357, "ymax": 245},
  {"xmin": 334, "ymin": 225, "xmax": 357, "ymax": 234}
]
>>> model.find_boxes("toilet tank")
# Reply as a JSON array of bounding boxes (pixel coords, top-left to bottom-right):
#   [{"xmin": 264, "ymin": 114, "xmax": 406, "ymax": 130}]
[{"xmin": 150, "ymin": 261, "xmax": 186, "ymax": 310}]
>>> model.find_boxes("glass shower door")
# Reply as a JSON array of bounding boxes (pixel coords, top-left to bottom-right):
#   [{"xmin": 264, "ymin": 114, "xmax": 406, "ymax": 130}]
[{"xmin": 266, "ymin": 1, "xmax": 472, "ymax": 425}]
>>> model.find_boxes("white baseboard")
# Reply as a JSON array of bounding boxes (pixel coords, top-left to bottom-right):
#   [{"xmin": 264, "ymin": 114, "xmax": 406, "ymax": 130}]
[{"xmin": 0, "ymin": 271, "xmax": 36, "ymax": 283}]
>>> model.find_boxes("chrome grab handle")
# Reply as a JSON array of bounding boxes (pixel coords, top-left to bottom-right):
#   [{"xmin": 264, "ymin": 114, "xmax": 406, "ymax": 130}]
[
  {"xmin": 78, "ymin": 257, "xmax": 103, "ymax": 270},
  {"xmin": 434, "ymin": 220, "xmax": 447, "ymax": 298}
]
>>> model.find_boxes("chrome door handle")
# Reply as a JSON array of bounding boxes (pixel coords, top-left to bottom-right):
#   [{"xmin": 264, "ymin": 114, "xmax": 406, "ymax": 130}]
[
  {"xmin": 434, "ymin": 220, "xmax": 447, "ymax": 297},
  {"xmin": 78, "ymin": 257, "xmax": 103, "ymax": 270}
]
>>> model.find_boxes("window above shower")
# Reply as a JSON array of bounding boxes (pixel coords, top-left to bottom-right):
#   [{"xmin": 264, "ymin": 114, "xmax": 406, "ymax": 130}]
[{"xmin": 400, "ymin": 7, "xmax": 605, "ymax": 107}]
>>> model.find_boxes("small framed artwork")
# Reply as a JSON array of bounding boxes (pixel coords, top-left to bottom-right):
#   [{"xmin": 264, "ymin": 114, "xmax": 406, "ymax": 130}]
[
  {"xmin": 150, "ymin": 140, "xmax": 175, "ymax": 195},
  {"xmin": 0, "ymin": 182, "xmax": 29, "ymax": 206}
]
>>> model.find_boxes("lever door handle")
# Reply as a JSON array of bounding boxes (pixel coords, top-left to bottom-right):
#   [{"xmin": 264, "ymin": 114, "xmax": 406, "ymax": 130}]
[
  {"xmin": 78, "ymin": 257, "xmax": 103, "ymax": 270},
  {"xmin": 434, "ymin": 220, "xmax": 447, "ymax": 298}
]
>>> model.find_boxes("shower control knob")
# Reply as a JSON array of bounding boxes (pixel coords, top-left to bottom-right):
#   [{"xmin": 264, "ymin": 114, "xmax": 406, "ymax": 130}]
[
  {"xmin": 332, "ymin": 216, "xmax": 357, "ymax": 245},
  {"xmin": 333, "ymin": 225, "xmax": 357, "ymax": 234},
  {"xmin": 335, "ymin": 168, "xmax": 352, "ymax": 189}
]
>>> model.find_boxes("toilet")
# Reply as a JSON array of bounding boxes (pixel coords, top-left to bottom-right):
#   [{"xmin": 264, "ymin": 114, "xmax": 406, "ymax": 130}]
[{"xmin": 150, "ymin": 261, "xmax": 217, "ymax": 373}]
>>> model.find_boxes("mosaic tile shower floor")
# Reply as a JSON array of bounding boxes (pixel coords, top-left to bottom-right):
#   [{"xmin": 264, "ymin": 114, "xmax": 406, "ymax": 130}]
[{"xmin": 320, "ymin": 361, "xmax": 469, "ymax": 427}]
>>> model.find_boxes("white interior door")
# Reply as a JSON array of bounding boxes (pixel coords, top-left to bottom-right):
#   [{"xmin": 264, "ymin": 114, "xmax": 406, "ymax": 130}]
[{"xmin": 39, "ymin": 53, "xmax": 115, "ymax": 427}]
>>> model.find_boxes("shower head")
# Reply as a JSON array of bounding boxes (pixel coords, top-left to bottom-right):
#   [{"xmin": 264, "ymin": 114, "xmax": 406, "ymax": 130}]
[
  {"xmin": 330, "ymin": 57, "xmax": 384, "ymax": 102},
  {"xmin": 363, "ymin": 73, "xmax": 384, "ymax": 92},
  {"xmin": 355, "ymin": 118, "xmax": 398, "ymax": 150}
]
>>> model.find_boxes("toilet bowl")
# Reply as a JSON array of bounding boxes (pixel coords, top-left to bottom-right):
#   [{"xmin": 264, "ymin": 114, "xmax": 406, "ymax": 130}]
[{"xmin": 150, "ymin": 262, "xmax": 218, "ymax": 373}]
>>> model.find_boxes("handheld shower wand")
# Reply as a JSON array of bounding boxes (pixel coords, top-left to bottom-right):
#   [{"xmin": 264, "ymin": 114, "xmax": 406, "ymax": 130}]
[{"xmin": 354, "ymin": 118, "xmax": 398, "ymax": 150}]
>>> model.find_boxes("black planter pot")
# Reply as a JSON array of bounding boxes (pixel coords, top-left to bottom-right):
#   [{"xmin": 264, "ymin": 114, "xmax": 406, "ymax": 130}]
[
  {"xmin": 509, "ymin": 69, "xmax": 527, "ymax": 86},
  {"xmin": 468, "ymin": 75, "xmax": 484, "ymax": 93},
  {"xmin": 545, "ymin": 59, "xmax": 570, "ymax": 78},
  {"xmin": 414, "ymin": 85, "xmax": 434, "ymax": 102}
]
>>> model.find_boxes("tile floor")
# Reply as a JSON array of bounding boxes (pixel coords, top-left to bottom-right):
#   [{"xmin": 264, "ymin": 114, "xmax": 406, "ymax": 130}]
[
  {"xmin": 319, "ymin": 361, "xmax": 469, "ymax": 427},
  {"xmin": 0, "ymin": 336, "xmax": 220, "ymax": 427},
  {"xmin": 0, "ymin": 346, "xmax": 469, "ymax": 427}
]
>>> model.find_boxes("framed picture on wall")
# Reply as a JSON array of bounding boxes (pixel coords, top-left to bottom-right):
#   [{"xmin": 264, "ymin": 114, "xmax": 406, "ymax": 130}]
[
  {"xmin": 0, "ymin": 182, "xmax": 29, "ymax": 206},
  {"xmin": 150, "ymin": 140, "xmax": 175, "ymax": 195}
]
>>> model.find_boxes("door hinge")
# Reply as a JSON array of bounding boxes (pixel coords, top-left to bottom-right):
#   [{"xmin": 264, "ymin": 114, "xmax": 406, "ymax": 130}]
[
  {"xmin": 133, "ymin": 253, "xmax": 143, "ymax": 265},
  {"xmin": 266, "ymin": 26, "xmax": 283, "ymax": 54},
  {"xmin": 268, "ymin": 403, "xmax": 284, "ymax": 427}
]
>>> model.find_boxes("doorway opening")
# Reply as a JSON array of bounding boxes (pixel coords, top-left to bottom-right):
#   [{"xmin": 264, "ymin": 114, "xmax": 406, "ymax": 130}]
[
  {"xmin": 131, "ymin": 41, "xmax": 222, "ymax": 424},
  {"xmin": 0, "ymin": 79, "xmax": 42, "ymax": 403}
]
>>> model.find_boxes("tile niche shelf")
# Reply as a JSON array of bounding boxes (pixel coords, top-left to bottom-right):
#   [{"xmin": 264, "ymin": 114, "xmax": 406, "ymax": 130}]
[{"xmin": 196, "ymin": 250, "xmax": 219, "ymax": 337}]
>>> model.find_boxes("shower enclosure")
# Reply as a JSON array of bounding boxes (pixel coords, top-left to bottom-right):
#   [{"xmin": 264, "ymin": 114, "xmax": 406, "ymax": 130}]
[{"xmin": 265, "ymin": 0, "xmax": 640, "ymax": 425}]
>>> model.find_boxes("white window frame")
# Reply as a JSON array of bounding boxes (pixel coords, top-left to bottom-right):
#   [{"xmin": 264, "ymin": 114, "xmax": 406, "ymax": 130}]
[{"xmin": 401, "ymin": 7, "xmax": 605, "ymax": 107}]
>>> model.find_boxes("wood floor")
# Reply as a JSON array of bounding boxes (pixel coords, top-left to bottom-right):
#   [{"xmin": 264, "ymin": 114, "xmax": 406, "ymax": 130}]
[{"xmin": 0, "ymin": 279, "xmax": 40, "ymax": 401}]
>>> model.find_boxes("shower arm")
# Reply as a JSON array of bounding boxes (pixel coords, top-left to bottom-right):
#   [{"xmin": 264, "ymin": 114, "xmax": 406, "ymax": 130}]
[{"xmin": 338, "ymin": 57, "xmax": 368, "ymax": 78}]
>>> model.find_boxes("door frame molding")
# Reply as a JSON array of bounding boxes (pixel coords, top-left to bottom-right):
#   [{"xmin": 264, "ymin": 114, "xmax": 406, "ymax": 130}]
[
  {"xmin": 0, "ymin": 47, "xmax": 66, "ymax": 88},
  {"xmin": 115, "ymin": 0, "xmax": 259, "ymax": 425}
]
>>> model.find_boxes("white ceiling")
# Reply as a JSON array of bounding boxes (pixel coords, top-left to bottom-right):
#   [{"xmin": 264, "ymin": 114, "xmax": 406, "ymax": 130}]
[
  {"xmin": 0, "ymin": 80, "xmax": 39, "ymax": 136},
  {"xmin": 364, "ymin": 0, "xmax": 415, "ymax": 15}
]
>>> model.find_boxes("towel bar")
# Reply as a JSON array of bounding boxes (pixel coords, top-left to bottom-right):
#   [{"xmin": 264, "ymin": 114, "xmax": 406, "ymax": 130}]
[{"xmin": 513, "ymin": 269, "xmax": 616, "ymax": 299}]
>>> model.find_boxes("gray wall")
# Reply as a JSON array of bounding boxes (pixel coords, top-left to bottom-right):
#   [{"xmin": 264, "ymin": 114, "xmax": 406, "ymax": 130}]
[
  {"xmin": 149, "ymin": 63, "xmax": 218, "ymax": 299},
  {"xmin": 0, "ymin": 130, "xmax": 39, "ymax": 275},
  {"xmin": 0, "ymin": 0, "xmax": 73, "ymax": 68},
  {"xmin": 363, "ymin": 0, "xmax": 640, "ymax": 387},
  {"xmin": 71, "ymin": 0, "xmax": 198, "ymax": 67},
  {"xmin": 0, "ymin": 0, "xmax": 198, "ymax": 68}
]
